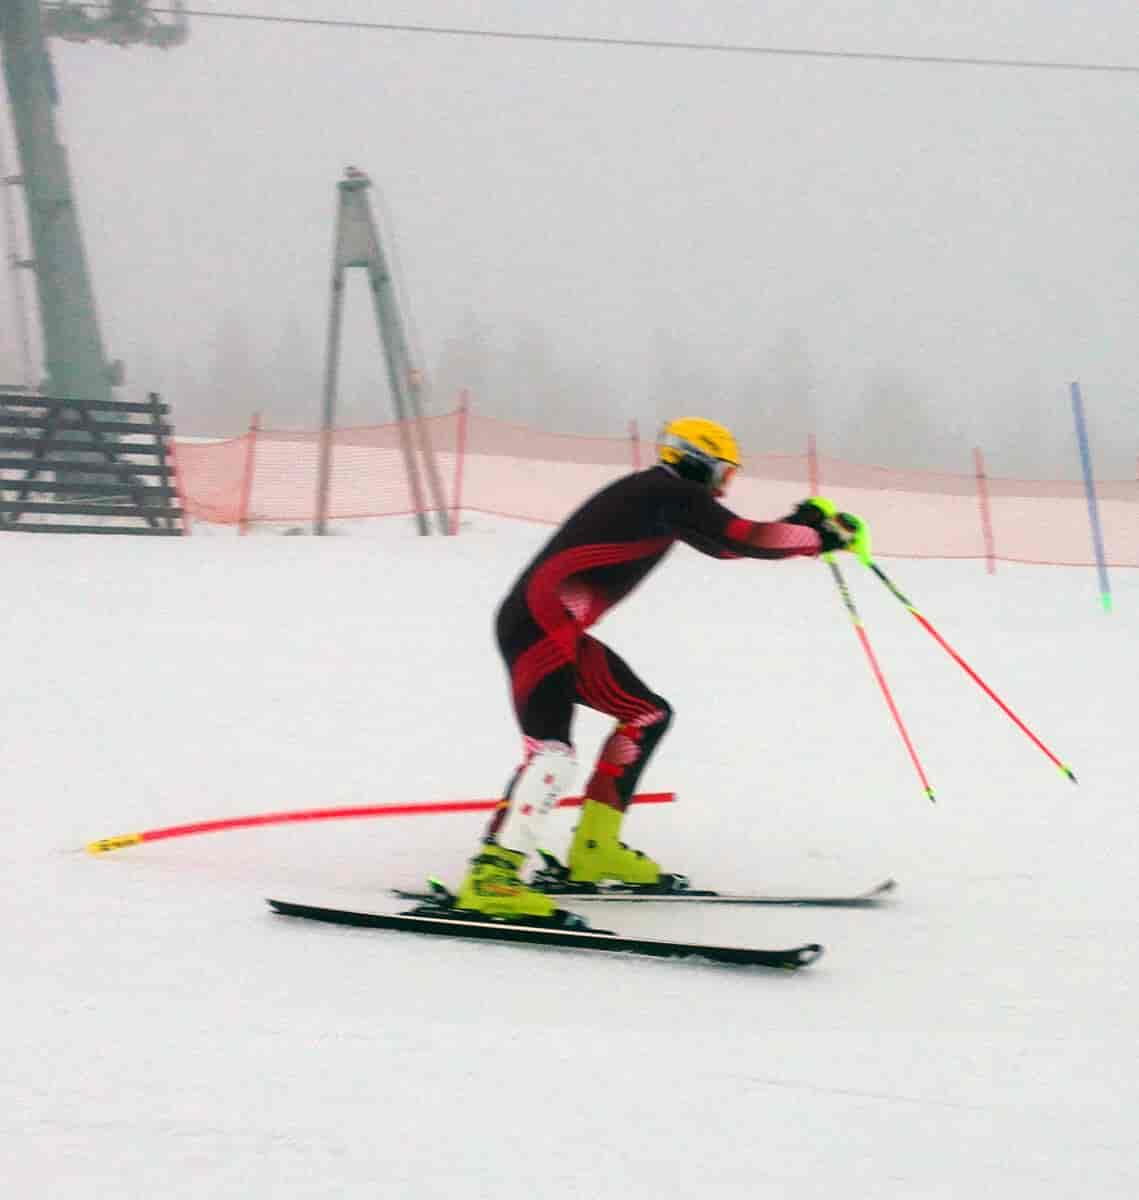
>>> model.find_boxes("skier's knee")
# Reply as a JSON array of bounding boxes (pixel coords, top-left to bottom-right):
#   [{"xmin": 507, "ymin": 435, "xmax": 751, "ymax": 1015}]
[{"xmin": 636, "ymin": 699, "xmax": 672, "ymax": 748}]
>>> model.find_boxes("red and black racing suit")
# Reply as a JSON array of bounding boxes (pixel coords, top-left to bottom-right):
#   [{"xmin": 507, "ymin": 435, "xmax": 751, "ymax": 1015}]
[{"xmin": 489, "ymin": 465, "xmax": 822, "ymax": 824}]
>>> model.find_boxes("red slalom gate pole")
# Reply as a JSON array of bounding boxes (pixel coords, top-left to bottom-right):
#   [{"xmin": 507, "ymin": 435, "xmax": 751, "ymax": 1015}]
[{"xmin": 85, "ymin": 792, "xmax": 676, "ymax": 854}]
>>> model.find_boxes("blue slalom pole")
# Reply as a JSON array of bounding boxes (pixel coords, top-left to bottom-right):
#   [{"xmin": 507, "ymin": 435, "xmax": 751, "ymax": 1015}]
[{"xmin": 1070, "ymin": 381, "xmax": 1112, "ymax": 614}]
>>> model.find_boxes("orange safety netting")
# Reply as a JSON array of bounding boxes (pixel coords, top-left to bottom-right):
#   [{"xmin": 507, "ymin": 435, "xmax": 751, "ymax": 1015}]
[{"xmin": 172, "ymin": 409, "xmax": 1138, "ymax": 567}]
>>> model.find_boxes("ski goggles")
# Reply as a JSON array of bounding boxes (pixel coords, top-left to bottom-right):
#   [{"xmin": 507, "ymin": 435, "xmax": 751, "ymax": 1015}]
[
  {"xmin": 659, "ymin": 432, "xmax": 740, "ymax": 493},
  {"xmin": 710, "ymin": 460, "xmax": 737, "ymax": 493}
]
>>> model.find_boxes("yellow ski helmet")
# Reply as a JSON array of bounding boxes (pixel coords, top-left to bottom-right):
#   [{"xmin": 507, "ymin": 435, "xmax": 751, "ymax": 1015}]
[{"xmin": 657, "ymin": 417, "xmax": 741, "ymax": 494}]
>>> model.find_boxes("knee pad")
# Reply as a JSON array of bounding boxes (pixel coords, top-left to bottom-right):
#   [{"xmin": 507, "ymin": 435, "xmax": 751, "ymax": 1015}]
[
  {"xmin": 596, "ymin": 704, "xmax": 673, "ymax": 776},
  {"xmin": 587, "ymin": 704, "xmax": 672, "ymax": 809}
]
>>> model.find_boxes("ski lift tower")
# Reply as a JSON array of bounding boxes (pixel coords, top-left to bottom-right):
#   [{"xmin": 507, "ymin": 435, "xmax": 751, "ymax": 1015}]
[
  {"xmin": 314, "ymin": 166, "xmax": 450, "ymax": 535},
  {"xmin": 0, "ymin": 2, "xmax": 188, "ymax": 404}
]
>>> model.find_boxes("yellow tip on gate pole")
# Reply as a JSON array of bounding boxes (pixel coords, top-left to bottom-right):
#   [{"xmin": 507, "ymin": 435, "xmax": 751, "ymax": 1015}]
[{"xmin": 86, "ymin": 833, "xmax": 145, "ymax": 854}]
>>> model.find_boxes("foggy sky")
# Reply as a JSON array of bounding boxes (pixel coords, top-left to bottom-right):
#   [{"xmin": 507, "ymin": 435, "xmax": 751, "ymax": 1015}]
[{"xmin": 2, "ymin": 0, "xmax": 1137, "ymax": 477}]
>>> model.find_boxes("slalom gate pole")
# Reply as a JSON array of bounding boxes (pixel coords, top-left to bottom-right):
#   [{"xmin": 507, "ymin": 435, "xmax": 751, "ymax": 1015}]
[
  {"xmin": 864, "ymin": 559, "xmax": 1077, "ymax": 783},
  {"xmin": 824, "ymin": 555, "xmax": 936, "ymax": 803},
  {"xmin": 85, "ymin": 791, "xmax": 675, "ymax": 855},
  {"xmin": 1070, "ymin": 381, "xmax": 1113, "ymax": 614}
]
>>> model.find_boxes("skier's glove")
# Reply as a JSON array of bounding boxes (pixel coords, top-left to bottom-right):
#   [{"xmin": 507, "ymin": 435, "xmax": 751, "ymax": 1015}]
[
  {"xmin": 784, "ymin": 497, "xmax": 871, "ymax": 563},
  {"xmin": 783, "ymin": 497, "xmax": 836, "ymax": 530},
  {"xmin": 830, "ymin": 511, "xmax": 871, "ymax": 564}
]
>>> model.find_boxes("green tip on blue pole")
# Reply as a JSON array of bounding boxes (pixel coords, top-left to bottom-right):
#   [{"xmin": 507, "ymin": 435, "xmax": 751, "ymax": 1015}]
[{"xmin": 1100, "ymin": 592, "xmax": 1113, "ymax": 615}]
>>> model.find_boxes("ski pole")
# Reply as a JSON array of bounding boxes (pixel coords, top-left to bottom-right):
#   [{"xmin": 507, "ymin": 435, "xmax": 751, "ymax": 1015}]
[
  {"xmin": 824, "ymin": 554, "xmax": 936, "ymax": 803},
  {"xmin": 864, "ymin": 559, "xmax": 1077, "ymax": 783}
]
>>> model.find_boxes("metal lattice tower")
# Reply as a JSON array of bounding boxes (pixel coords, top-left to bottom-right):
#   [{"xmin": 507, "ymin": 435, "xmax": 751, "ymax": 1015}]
[
  {"xmin": 0, "ymin": 2, "xmax": 188, "ymax": 403},
  {"xmin": 315, "ymin": 167, "xmax": 450, "ymax": 536}
]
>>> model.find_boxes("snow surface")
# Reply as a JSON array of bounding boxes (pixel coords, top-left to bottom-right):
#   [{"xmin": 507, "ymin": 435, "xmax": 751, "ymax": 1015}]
[{"xmin": 5, "ymin": 515, "xmax": 1137, "ymax": 1198}]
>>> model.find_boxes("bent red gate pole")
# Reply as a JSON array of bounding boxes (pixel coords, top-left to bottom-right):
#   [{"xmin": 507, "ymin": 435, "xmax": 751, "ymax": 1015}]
[{"xmin": 85, "ymin": 791, "xmax": 675, "ymax": 854}]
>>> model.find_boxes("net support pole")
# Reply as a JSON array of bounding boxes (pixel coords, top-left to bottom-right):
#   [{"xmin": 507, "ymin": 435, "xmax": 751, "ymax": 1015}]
[
  {"xmin": 166, "ymin": 432, "xmax": 192, "ymax": 535},
  {"xmin": 364, "ymin": 255, "xmax": 429, "ymax": 535},
  {"xmin": 450, "ymin": 389, "xmax": 469, "ymax": 534},
  {"xmin": 973, "ymin": 446, "xmax": 995, "ymax": 574},
  {"xmin": 314, "ymin": 224, "xmax": 347, "ymax": 536},
  {"xmin": 238, "ymin": 411, "xmax": 261, "ymax": 535},
  {"xmin": 318, "ymin": 167, "xmax": 448, "ymax": 535},
  {"xmin": 406, "ymin": 367, "xmax": 452, "ymax": 534}
]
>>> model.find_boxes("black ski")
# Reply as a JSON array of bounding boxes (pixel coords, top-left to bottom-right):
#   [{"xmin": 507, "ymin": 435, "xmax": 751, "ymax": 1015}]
[
  {"xmin": 267, "ymin": 898, "xmax": 823, "ymax": 970},
  {"xmin": 391, "ymin": 873, "xmax": 896, "ymax": 908}
]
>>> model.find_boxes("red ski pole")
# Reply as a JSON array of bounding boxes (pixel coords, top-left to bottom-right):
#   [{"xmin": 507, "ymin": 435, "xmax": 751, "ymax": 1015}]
[
  {"xmin": 825, "ymin": 555, "xmax": 936, "ymax": 803},
  {"xmin": 865, "ymin": 560, "xmax": 1076, "ymax": 783}
]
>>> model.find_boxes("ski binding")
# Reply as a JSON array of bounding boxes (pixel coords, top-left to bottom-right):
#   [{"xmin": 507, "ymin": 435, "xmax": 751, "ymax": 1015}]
[{"xmin": 391, "ymin": 853, "xmax": 896, "ymax": 907}]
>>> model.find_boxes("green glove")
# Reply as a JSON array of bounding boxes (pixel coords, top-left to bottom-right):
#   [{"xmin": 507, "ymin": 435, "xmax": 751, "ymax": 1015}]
[
  {"xmin": 834, "ymin": 511, "xmax": 871, "ymax": 565},
  {"xmin": 785, "ymin": 497, "xmax": 871, "ymax": 564},
  {"xmin": 785, "ymin": 496, "xmax": 838, "ymax": 527}
]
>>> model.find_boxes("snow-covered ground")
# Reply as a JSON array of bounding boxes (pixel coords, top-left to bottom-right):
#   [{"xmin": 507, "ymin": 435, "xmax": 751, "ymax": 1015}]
[{"xmin": 5, "ymin": 514, "xmax": 1136, "ymax": 1198}]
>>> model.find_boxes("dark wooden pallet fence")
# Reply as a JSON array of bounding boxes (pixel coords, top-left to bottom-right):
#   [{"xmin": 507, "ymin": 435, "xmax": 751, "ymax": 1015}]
[{"xmin": 0, "ymin": 392, "xmax": 184, "ymax": 535}]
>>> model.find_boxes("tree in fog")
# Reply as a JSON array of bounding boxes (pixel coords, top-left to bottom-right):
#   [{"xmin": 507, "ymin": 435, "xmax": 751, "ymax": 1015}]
[
  {"xmin": 499, "ymin": 321, "xmax": 554, "ymax": 426},
  {"xmin": 270, "ymin": 313, "xmax": 321, "ymax": 429},
  {"xmin": 990, "ymin": 379, "xmax": 1131, "ymax": 481},
  {"xmin": 842, "ymin": 364, "xmax": 956, "ymax": 470},
  {"xmin": 734, "ymin": 328, "xmax": 818, "ymax": 455},
  {"xmin": 201, "ymin": 311, "xmax": 261, "ymax": 437},
  {"xmin": 434, "ymin": 310, "xmax": 492, "ymax": 416},
  {"xmin": 497, "ymin": 321, "xmax": 617, "ymax": 433},
  {"xmin": 646, "ymin": 328, "xmax": 719, "ymax": 436}
]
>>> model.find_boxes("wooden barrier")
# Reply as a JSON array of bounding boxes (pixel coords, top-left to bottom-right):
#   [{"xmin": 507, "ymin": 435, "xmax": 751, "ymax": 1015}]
[{"xmin": 0, "ymin": 391, "xmax": 184, "ymax": 535}]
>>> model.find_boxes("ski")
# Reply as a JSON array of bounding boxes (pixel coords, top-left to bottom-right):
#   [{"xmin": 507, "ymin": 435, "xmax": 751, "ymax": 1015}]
[
  {"xmin": 391, "ymin": 874, "xmax": 896, "ymax": 908},
  {"xmin": 267, "ymin": 898, "xmax": 823, "ymax": 970}
]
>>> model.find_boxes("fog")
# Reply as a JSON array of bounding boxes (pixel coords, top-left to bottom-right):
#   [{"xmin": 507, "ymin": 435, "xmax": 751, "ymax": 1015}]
[{"xmin": 2, "ymin": 1, "xmax": 1137, "ymax": 477}]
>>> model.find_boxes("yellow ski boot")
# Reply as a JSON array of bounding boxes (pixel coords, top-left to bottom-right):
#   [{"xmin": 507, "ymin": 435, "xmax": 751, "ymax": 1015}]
[
  {"xmin": 453, "ymin": 845, "xmax": 560, "ymax": 921},
  {"xmin": 566, "ymin": 799, "xmax": 662, "ymax": 886}
]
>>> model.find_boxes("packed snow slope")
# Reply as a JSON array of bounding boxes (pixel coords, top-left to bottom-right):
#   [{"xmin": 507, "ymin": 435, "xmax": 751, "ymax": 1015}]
[{"xmin": 4, "ymin": 515, "xmax": 1136, "ymax": 1199}]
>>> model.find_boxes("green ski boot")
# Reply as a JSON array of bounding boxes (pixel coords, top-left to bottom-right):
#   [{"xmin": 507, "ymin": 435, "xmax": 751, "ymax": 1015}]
[
  {"xmin": 453, "ymin": 845, "xmax": 560, "ymax": 920},
  {"xmin": 566, "ymin": 799, "xmax": 662, "ymax": 886}
]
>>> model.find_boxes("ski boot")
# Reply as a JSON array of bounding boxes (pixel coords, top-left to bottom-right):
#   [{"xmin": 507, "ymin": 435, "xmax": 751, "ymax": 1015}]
[
  {"xmin": 561, "ymin": 799, "xmax": 686, "ymax": 892},
  {"xmin": 450, "ymin": 845, "xmax": 587, "ymax": 928}
]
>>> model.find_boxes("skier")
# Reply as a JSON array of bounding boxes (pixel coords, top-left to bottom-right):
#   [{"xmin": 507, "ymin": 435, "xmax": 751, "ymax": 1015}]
[{"xmin": 452, "ymin": 416, "xmax": 868, "ymax": 924}]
